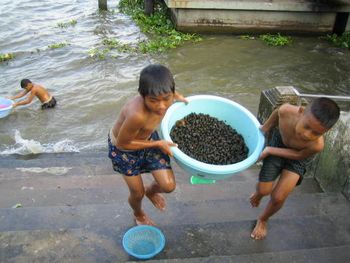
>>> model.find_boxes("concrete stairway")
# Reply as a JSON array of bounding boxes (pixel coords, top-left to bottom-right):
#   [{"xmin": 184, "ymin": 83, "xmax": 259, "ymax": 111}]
[{"xmin": 0, "ymin": 152, "xmax": 349, "ymax": 262}]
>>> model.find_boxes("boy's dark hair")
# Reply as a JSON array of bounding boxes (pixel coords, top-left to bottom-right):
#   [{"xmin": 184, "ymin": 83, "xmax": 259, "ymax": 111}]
[
  {"xmin": 20, "ymin": 79, "xmax": 32, "ymax": 89},
  {"xmin": 307, "ymin": 97, "xmax": 340, "ymax": 129},
  {"xmin": 138, "ymin": 64, "xmax": 175, "ymax": 97}
]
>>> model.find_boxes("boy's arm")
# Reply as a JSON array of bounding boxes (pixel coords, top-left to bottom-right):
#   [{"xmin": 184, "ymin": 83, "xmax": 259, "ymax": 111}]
[
  {"xmin": 260, "ymin": 108, "xmax": 279, "ymax": 135},
  {"xmin": 260, "ymin": 141, "xmax": 324, "ymax": 161},
  {"xmin": 10, "ymin": 90, "xmax": 28, "ymax": 100},
  {"xmin": 116, "ymin": 114, "xmax": 176, "ymax": 156},
  {"xmin": 12, "ymin": 92, "xmax": 36, "ymax": 107},
  {"xmin": 174, "ymin": 91, "xmax": 188, "ymax": 103}
]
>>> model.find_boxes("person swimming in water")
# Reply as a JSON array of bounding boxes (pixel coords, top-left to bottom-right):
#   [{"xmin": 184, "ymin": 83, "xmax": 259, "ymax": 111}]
[{"xmin": 10, "ymin": 79, "xmax": 56, "ymax": 109}]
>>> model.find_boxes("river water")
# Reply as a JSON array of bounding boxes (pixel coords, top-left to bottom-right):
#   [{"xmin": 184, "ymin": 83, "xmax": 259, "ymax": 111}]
[{"xmin": 1, "ymin": 0, "xmax": 349, "ymax": 155}]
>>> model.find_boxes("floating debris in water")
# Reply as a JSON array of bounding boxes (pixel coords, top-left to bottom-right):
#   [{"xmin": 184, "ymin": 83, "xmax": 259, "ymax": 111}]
[
  {"xmin": 170, "ymin": 113, "xmax": 248, "ymax": 165},
  {"xmin": 12, "ymin": 203, "xmax": 23, "ymax": 208},
  {"xmin": 0, "ymin": 53, "xmax": 15, "ymax": 62}
]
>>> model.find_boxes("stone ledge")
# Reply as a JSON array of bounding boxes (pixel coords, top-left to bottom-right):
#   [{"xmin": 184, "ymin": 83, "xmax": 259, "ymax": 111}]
[{"xmin": 165, "ymin": 0, "xmax": 350, "ymax": 12}]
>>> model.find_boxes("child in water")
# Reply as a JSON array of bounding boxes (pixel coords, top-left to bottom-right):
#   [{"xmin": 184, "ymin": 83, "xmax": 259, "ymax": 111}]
[
  {"xmin": 10, "ymin": 79, "xmax": 56, "ymax": 109},
  {"xmin": 108, "ymin": 64, "xmax": 187, "ymax": 225},
  {"xmin": 250, "ymin": 97, "xmax": 340, "ymax": 240}
]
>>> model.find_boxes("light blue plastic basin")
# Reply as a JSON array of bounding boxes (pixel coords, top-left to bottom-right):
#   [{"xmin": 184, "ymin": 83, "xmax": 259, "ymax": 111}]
[
  {"xmin": 122, "ymin": 225, "xmax": 165, "ymax": 259},
  {"xmin": 160, "ymin": 95, "xmax": 265, "ymax": 180},
  {"xmin": 0, "ymin": 97, "xmax": 14, "ymax": 119}
]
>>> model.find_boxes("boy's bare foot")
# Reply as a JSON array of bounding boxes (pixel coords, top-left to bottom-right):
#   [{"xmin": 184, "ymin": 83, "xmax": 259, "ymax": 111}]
[
  {"xmin": 251, "ymin": 219, "xmax": 267, "ymax": 240},
  {"xmin": 250, "ymin": 192, "xmax": 262, "ymax": 207},
  {"xmin": 146, "ymin": 192, "xmax": 166, "ymax": 211},
  {"xmin": 134, "ymin": 214, "xmax": 156, "ymax": 226}
]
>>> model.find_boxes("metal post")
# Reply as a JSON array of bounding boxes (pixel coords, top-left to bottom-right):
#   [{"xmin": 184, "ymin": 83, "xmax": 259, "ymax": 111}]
[
  {"xmin": 145, "ymin": 0, "xmax": 154, "ymax": 16},
  {"xmin": 292, "ymin": 87, "xmax": 350, "ymax": 110},
  {"xmin": 98, "ymin": 0, "xmax": 107, "ymax": 11}
]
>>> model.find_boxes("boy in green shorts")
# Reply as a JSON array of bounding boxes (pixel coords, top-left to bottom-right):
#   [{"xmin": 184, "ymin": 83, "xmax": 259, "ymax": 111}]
[
  {"xmin": 250, "ymin": 97, "xmax": 340, "ymax": 240},
  {"xmin": 108, "ymin": 64, "xmax": 187, "ymax": 225}
]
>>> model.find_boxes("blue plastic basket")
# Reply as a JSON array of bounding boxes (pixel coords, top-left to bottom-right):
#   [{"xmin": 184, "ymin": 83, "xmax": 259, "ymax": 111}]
[
  {"xmin": 0, "ymin": 97, "xmax": 14, "ymax": 119},
  {"xmin": 160, "ymin": 95, "xmax": 265, "ymax": 180},
  {"xmin": 122, "ymin": 225, "xmax": 165, "ymax": 259}
]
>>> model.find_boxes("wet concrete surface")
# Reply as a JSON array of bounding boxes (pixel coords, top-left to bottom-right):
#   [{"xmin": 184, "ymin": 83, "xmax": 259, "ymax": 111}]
[{"xmin": 0, "ymin": 152, "xmax": 349, "ymax": 262}]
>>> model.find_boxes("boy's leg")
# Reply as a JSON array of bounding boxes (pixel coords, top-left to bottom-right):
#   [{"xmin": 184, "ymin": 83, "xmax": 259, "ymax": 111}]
[
  {"xmin": 122, "ymin": 174, "xmax": 155, "ymax": 226},
  {"xmin": 251, "ymin": 154, "xmax": 283, "ymax": 207},
  {"xmin": 146, "ymin": 169, "xmax": 176, "ymax": 211},
  {"xmin": 250, "ymin": 181, "xmax": 274, "ymax": 207},
  {"xmin": 251, "ymin": 169, "xmax": 300, "ymax": 240}
]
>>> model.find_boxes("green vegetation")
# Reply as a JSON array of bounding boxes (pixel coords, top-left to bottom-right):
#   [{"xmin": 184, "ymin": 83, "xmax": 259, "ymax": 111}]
[
  {"xmin": 260, "ymin": 33, "xmax": 292, "ymax": 46},
  {"xmin": 88, "ymin": 48, "xmax": 110, "ymax": 60},
  {"xmin": 89, "ymin": 0, "xmax": 201, "ymax": 59},
  {"xmin": 12, "ymin": 203, "xmax": 22, "ymax": 208},
  {"xmin": 118, "ymin": 0, "xmax": 201, "ymax": 53},
  {"xmin": 57, "ymin": 19, "xmax": 77, "ymax": 28},
  {"xmin": 48, "ymin": 42, "xmax": 68, "ymax": 49},
  {"xmin": 102, "ymin": 38, "xmax": 135, "ymax": 52},
  {"xmin": 323, "ymin": 31, "xmax": 350, "ymax": 49},
  {"xmin": 239, "ymin": 33, "xmax": 292, "ymax": 47},
  {"xmin": 0, "ymin": 53, "xmax": 15, "ymax": 62}
]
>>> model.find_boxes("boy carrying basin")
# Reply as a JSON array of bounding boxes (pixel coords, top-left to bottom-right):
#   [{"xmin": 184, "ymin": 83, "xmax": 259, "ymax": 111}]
[
  {"xmin": 108, "ymin": 64, "xmax": 187, "ymax": 225},
  {"xmin": 250, "ymin": 97, "xmax": 340, "ymax": 240}
]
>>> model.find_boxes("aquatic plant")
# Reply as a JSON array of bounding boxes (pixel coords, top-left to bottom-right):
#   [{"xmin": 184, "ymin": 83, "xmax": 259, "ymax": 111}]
[
  {"xmin": 57, "ymin": 19, "xmax": 77, "ymax": 28},
  {"xmin": 0, "ymin": 53, "xmax": 15, "ymax": 62},
  {"xmin": 323, "ymin": 31, "xmax": 350, "ymax": 49},
  {"xmin": 48, "ymin": 42, "xmax": 68, "ymax": 49},
  {"xmin": 88, "ymin": 48, "xmax": 110, "ymax": 60},
  {"xmin": 118, "ymin": 0, "xmax": 202, "ymax": 53},
  {"xmin": 259, "ymin": 33, "xmax": 292, "ymax": 46},
  {"xmin": 102, "ymin": 38, "xmax": 136, "ymax": 52}
]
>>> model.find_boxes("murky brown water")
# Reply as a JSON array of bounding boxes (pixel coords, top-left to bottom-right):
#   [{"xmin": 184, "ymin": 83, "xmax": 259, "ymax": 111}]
[{"xmin": 1, "ymin": 0, "xmax": 349, "ymax": 154}]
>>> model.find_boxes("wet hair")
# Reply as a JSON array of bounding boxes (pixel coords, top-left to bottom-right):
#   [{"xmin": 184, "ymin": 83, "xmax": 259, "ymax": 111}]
[
  {"xmin": 20, "ymin": 79, "xmax": 32, "ymax": 89},
  {"xmin": 306, "ymin": 97, "xmax": 340, "ymax": 129},
  {"xmin": 138, "ymin": 64, "xmax": 175, "ymax": 97}
]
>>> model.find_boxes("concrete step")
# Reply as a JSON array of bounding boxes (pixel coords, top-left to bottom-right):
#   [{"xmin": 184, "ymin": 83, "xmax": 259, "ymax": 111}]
[
  {"xmin": 145, "ymin": 245, "xmax": 350, "ymax": 263},
  {"xmin": 0, "ymin": 192, "xmax": 348, "ymax": 232},
  {"xmin": 0, "ymin": 152, "xmax": 108, "ymax": 169},
  {"xmin": 0, "ymin": 169, "xmax": 323, "ymax": 209},
  {"xmin": 0, "ymin": 152, "xmax": 111, "ymax": 178},
  {"xmin": 1, "ymin": 215, "xmax": 349, "ymax": 262},
  {"xmin": 0, "ymin": 152, "xmax": 327, "ymax": 196},
  {"xmin": 0, "ymin": 153, "xmax": 323, "ymax": 210},
  {"xmin": 1, "ymin": 152, "xmax": 344, "ymax": 262}
]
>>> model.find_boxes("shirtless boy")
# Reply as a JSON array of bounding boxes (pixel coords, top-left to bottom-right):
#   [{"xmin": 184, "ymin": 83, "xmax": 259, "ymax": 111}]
[
  {"xmin": 10, "ymin": 79, "xmax": 56, "ymax": 109},
  {"xmin": 250, "ymin": 97, "xmax": 340, "ymax": 240},
  {"xmin": 108, "ymin": 64, "xmax": 187, "ymax": 225}
]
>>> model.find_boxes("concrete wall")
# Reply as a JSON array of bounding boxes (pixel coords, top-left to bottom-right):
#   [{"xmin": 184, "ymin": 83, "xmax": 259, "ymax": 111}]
[
  {"xmin": 165, "ymin": 0, "xmax": 350, "ymax": 34},
  {"xmin": 308, "ymin": 112, "xmax": 350, "ymax": 199},
  {"xmin": 171, "ymin": 9, "xmax": 336, "ymax": 34},
  {"xmin": 165, "ymin": 0, "xmax": 350, "ymax": 12}
]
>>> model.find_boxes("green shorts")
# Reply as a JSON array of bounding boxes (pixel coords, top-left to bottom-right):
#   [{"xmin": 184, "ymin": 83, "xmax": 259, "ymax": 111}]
[{"xmin": 259, "ymin": 129, "xmax": 313, "ymax": 186}]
